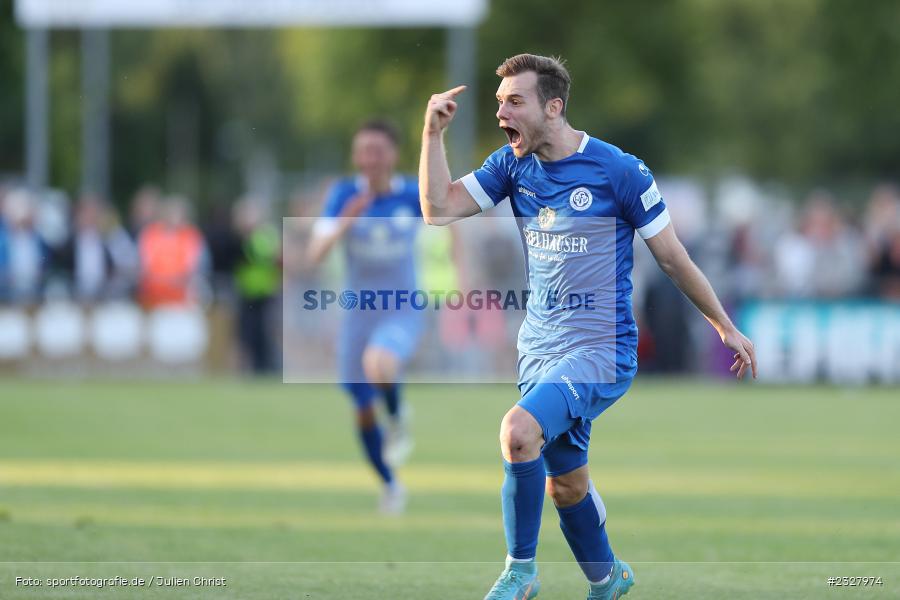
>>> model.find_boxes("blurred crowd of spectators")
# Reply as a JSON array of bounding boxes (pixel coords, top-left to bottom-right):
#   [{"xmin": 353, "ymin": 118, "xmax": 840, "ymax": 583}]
[
  {"xmin": 0, "ymin": 184, "xmax": 200, "ymax": 306},
  {"xmin": 632, "ymin": 179, "xmax": 900, "ymax": 374},
  {"xmin": 0, "ymin": 183, "xmax": 282, "ymax": 373},
  {"xmin": 2, "ymin": 178, "xmax": 898, "ymax": 375},
  {"xmin": 720, "ymin": 183, "xmax": 900, "ymax": 302},
  {"xmin": 620, "ymin": 179, "xmax": 900, "ymax": 309}
]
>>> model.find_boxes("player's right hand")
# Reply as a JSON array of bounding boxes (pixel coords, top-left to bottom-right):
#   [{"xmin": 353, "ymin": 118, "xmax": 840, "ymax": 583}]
[
  {"xmin": 424, "ymin": 85, "xmax": 467, "ymax": 134},
  {"xmin": 340, "ymin": 191, "xmax": 375, "ymax": 219}
]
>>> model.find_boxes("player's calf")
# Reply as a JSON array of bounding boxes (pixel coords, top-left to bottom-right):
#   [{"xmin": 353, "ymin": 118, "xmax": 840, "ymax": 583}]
[
  {"xmin": 355, "ymin": 404, "xmax": 377, "ymax": 429},
  {"xmin": 546, "ymin": 466, "xmax": 590, "ymax": 508}
]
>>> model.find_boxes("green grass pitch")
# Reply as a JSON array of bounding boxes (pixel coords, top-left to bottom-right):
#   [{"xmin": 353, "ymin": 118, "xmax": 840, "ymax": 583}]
[{"xmin": 0, "ymin": 378, "xmax": 898, "ymax": 598}]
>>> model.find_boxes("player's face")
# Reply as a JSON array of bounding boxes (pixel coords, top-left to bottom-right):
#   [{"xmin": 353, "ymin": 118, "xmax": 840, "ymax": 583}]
[
  {"xmin": 352, "ymin": 130, "xmax": 398, "ymax": 181},
  {"xmin": 496, "ymin": 71, "xmax": 550, "ymax": 158}
]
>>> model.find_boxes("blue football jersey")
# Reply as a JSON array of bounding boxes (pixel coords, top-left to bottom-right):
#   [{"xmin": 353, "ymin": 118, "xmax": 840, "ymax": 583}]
[
  {"xmin": 317, "ymin": 175, "xmax": 422, "ymax": 291},
  {"xmin": 461, "ymin": 133, "xmax": 670, "ymax": 381}
]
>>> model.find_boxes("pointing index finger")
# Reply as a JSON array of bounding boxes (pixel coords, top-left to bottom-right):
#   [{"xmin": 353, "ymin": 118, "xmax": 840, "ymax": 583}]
[{"xmin": 444, "ymin": 85, "xmax": 467, "ymax": 98}]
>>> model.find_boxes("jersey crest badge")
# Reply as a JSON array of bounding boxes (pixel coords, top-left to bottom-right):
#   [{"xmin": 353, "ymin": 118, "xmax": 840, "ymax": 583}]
[
  {"xmin": 537, "ymin": 206, "xmax": 556, "ymax": 229},
  {"xmin": 569, "ymin": 187, "xmax": 593, "ymax": 211}
]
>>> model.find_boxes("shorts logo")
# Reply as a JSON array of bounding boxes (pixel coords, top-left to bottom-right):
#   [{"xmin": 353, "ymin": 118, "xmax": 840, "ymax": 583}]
[
  {"xmin": 569, "ymin": 187, "xmax": 592, "ymax": 211},
  {"xmin": 560, "ymin": 374, "xmax": 580, "ymax": 400},
  {"xmin": 537, "ymin": 206, "xmax": 556, "ymax": 230}
]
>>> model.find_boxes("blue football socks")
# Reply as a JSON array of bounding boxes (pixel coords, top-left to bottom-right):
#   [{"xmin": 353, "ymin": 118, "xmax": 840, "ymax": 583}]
[
  {"xmin": 556, "ymin": 481, "xmax": 614, "ymax": 583},
  {"xmin": 383, "ymin": 384, "xmax": 401, "ymax": 419},
  {"xmin": 358, "ymin": 425, "xmax": 393, "ymax": 484},
  {"xmin": 501, "ymin": 457, "xmax": 546, "ymax": 560}
]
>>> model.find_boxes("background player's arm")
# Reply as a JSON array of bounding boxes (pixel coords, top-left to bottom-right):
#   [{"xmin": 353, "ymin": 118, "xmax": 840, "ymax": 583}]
[
  {"xmin": 305, "ymin": 226, "xmax": 342, "ymax": 267},
  {"xmin": 305, "ymin": 191, "xmax": 374, "ymax": 267},
  {"xmin": 644, "ymin": 223, "xmax": 758, "ymax": 380},
  {"xmin": 419, "ymin": 85, "xmax": 482, "ymax": 226}
]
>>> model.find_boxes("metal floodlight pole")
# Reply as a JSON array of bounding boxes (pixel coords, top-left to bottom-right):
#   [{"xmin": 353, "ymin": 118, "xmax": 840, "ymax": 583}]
[
  {"xmin": 81, "ymin": 28, "xmax": 110, "ymax": 200},
  {"xmin": 446, "ymin": 26, "xmax": 477, "ymax": 177},
  {"xmin": 25, "ymin": 27, "xmax": 49, "ymax": 195},
  {"xmin": 19, "ymin": 0, "xmax": 486, "ymax": 201}
]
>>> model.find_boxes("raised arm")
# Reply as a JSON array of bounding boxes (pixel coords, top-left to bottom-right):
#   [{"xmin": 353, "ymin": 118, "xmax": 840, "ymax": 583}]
[
  {"xmin": 419, "ymin": 85, "xmax": 482, "ymax": 226},
  {"xmin": 644, "ymin": 223, "xmax": 758, "ymax": 380},
  {"xmin": 305, "ymin": 191, "xmax": 373, "ymax": 268}
]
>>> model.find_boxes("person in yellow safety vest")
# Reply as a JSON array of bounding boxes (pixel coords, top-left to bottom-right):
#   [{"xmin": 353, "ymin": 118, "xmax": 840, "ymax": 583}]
[
  {"xmin": 417, "ymin": 222, "xmax": 459, "ymax": 295},
  {"xmin": 233, "ymin": 199, "xmax": 281, "ymax": 374},
  {"xmin": 417, "ymin": 223, "xmax": 469, "ymax": 368}
]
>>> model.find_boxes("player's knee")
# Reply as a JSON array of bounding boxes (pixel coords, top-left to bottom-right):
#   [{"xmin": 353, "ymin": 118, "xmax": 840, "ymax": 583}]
[
  {"xmin": 362, "ymin": 348, "xmax": 398, "ymax": 388},
  {"xmin": 361, "ymin": 349, "xmax": 381, "ymax": 383},
  {"xmin": 499, "ymin": 408, "xmax": 542, "ymax": 461},
  {"xmin": 377, "ymin": 358, "xmax": 399, "ymax": 387},
  {"xmin": 546, "ymin": 475, "xmax": 588, "ymax": 508}
]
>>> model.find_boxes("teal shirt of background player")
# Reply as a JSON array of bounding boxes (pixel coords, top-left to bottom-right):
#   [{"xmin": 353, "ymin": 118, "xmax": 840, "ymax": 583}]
[
  {"xmin": 461, "ymin": 133, "xmax": 671, "ymax": 383},
  {"xmin": 319, "ymin": 174, "xmax": 422, "ymax": 294}
]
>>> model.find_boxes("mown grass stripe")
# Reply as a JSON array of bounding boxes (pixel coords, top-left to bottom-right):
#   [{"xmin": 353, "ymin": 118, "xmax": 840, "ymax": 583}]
[
  {"xmin": 1, "ymin": 460, "xmax": 897, "ymax": 498},
  {"xmin": 2, "ymin": 503, "xmax": 897, "ymax": 536}
]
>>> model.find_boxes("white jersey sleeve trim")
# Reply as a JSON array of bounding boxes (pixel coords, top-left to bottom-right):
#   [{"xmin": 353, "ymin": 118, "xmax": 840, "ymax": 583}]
[
  {"xmin": 312, "ymin": 217, "xmax": 339, "ymax": 238},
  {"xmin": 637, "ymin": 208, "xmax": 670, "ymax": 239},
  {"xmin": 576, "ymin": 131, "xmax": 590, "ymax": 154},
  {"xmin": 461, "ymin": 172, "xmax": 496, "ymax": 212}
]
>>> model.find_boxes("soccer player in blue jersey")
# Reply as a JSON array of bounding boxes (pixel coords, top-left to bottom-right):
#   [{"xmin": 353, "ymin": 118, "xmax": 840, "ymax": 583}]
[
  {"xmin": 419, "ymin": 54, "xmax": 757, "ymax": 599},
  {"xmin": 307, "ymin": 119, "xmax": 423, "ymax": 514}
]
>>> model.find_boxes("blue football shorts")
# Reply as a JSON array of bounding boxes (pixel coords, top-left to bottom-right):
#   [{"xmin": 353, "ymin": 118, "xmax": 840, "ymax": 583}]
[
  {"xmin": 516, "ymin": 348, "xmax": 632, "ymax": 477},
  {"xmin": 338, "ymin": 311, "xmax": 424, "ymax": 408}
]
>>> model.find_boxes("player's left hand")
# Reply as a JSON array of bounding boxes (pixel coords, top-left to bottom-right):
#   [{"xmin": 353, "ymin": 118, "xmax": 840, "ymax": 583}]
[{"xmin": 722, "ymin": 328, "xmax": 757, "ymax": 380}]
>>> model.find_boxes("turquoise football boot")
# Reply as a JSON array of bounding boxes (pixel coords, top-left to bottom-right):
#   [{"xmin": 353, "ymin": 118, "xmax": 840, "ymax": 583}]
[
  {"xmin": 484, "ymin": 558, "xmax": 541, "ymax": 600},
  {"xmin": 586, "ymin": 558, "xmax": 634, "ymax": 600}
]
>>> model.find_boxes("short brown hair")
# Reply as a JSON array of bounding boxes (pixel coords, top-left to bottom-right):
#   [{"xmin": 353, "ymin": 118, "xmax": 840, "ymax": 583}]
[
  {"xmin": 356, "ymin": 119, "xmax": 399, "ymax": 146},
  {"xmin": 496, "ymin": 54, "xmax": 571, "ymax": 116}
]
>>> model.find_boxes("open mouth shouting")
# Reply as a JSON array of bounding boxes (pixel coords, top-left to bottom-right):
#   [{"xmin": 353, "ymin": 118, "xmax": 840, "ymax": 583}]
[{"xmin": 501, "ymin": 125, "xmax": 522, "ymax": 149}]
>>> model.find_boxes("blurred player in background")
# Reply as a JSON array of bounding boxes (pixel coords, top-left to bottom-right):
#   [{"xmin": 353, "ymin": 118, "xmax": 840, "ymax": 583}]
[
  {"xmin": 419, "ymin": 54, "xmax": 757, "ymax": 599},
  {"xmin": 307, "ymin": 120, "xmax": 423, "ymax": 514}
]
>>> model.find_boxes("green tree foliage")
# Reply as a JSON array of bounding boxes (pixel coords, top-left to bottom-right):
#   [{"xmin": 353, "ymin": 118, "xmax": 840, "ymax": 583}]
[
  {"xmin": 478, "ymin": 0, "xmax": 899, "ymax": 182},
  {"xmin": 0, "ymin": 0, "xmax": 898, "ymax": 209},
  {"xmin": 275, "ymin": 27, "xmax": 446, "ymax": 171}
]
